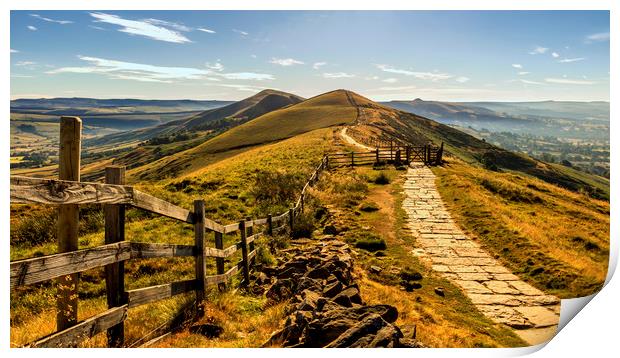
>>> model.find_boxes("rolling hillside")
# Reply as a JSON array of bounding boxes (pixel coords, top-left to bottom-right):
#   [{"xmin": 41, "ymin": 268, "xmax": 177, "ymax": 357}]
[{"xmin": 129, "ymin": 89, "xmax": 363, "ymax": 180}]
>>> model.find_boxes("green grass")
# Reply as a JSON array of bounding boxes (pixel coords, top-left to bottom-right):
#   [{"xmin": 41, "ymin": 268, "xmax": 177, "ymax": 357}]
[{"xmin": 432, "ymin": 157, "xmax": 609, "ymax": 298}]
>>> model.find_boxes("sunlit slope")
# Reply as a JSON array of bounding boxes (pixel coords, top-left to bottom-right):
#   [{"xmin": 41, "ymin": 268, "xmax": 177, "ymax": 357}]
[{"xmin": 129, "ymin": 90, "xmax": 360, "ymax": 180}]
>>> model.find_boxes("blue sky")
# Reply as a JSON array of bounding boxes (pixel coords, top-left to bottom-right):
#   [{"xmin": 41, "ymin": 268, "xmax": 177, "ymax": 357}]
[{"xmin": 10, "ymin": 11, "xmax": 610, "ymax": 101}]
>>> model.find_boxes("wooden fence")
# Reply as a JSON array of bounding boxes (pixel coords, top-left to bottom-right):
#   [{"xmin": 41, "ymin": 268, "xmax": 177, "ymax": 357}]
[
  {"xmin": 327, "ymin": 142, "xmax": 443, "ymax": 167},
  {"xmin": 9, "ymin": 116, "xmax": 327, "ymax": 348}
]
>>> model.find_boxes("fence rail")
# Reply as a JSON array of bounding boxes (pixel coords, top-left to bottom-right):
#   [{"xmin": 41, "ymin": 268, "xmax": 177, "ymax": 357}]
[
  {"xmin": 10, "ymin": 116, "xmax": 328, "ymax": 348},
  {"xmin": 327, "ymin": 142, "xmax": 443, "ymax": 168}
]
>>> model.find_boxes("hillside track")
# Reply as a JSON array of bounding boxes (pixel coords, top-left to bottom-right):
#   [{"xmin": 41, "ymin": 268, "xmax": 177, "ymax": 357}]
[{"xmin": 340, "ymin": 129, "xmax": 561, "ymax": 346}]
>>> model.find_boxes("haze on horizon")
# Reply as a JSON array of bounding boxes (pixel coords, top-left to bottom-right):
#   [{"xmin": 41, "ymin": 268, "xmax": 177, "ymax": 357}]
[{"xmin": 10, "ymin": 10, "xmax": 610, "ymax": 102}]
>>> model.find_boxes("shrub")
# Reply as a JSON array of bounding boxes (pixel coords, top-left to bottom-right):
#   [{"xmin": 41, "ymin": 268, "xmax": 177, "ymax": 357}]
[
  {"xmin": 292, "ymin": 211, "xmax": 315, "ymax": 239},
  {"xmin": 355, "ymin": 235, "xmax": 387, "ymax": 252},
  {"xmin": 250, "ymin": 171, "xmax": 304, "ymax": 206},
  {"xmin": 399, "ymin": 267, "xmax": 423, "ymax": 281},
  {"xmin": 373, "ymin": 172, "xmax": 390, "ymax": 185}
]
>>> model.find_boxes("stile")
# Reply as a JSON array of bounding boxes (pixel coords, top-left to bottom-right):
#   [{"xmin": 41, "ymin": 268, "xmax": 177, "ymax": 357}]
[
  {"xmin": 57, "ymin": 116, "xmax": 81, "ymax": 333},
  {"xmin": 193, "ymin": 200, "xmax": 206, "ymax": 313},
  {"xmin": 104, "ymin": 166, "xmax": 126, "ymax": 347}
]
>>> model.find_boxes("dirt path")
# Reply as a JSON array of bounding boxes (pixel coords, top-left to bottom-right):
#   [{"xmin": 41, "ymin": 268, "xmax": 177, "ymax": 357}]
[
  {"xmin": 340, "ymin": 127, "xmax": 373, "ymax": 151},
  {"xmin": 340, "ymin": 129, "xmax": 561, "ymax": 346}
]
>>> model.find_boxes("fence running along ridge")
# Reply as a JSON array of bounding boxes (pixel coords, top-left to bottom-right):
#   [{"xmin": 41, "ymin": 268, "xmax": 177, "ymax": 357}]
[
  {"xmin": 9, "ymin": 116, "xmax": 328, "ymax": 348},
  {"xmin": 327, "ymin": 142, "xmax": 444, "ymax": 167}
]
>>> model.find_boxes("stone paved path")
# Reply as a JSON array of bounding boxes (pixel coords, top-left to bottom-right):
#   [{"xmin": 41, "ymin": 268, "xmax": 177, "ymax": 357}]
[{"xmin": 403, "ymin": 163, "xmax": 560, "ymax": 346}]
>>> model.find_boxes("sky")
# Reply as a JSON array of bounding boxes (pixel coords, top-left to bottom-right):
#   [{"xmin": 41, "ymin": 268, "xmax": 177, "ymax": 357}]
[{"xmin": 10, "ymin": 11, "xmax": 610, "ymax": 102}]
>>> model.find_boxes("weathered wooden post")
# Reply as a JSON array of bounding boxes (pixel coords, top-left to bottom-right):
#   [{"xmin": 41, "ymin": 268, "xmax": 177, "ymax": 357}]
[
  {"xmin": 390, "ymin": 141, "xmax": 393, "ymax": 161},
  {"xmin": 301, "ymin": 193, "xmax": 305, "ymax": 213},
  {"xmin": 214, "ymin": 230, "xmax": 225, "ymax": 291},
  {"xmin": 246, "ymin": 216, "xmax": 254, "ymax": 258},
  {"xmin": 104, "ymin": 166, "xmax": 126, "ymax": 347},
  {"xmin": 426, "ymin": 145, "xmax": 431, "ymax": 165},
  {"xmin": 193, "ymin": 200, "xmax": 206, "ymax": 312},
  {"xmin": 325, "ymin": 155, "xmax": 330, "ymax": 170},
  {"xmin": 351, "ymin": 152, "xmax": 355, "ymax": 166},
  {"xmin": 436, "ymin": 142, "xmax": 444, "ymax": 165},
  {"xmin": 375, "ymin": 148, "xmax": 380, "ymax": 164},
  {"xmin": 267, "ymin": 213, "xmax": 273, "ymax": 236},
  {"xmin": 289, "ymin": 206, "xmax": 295, "ymax": 232},
  {"xmin": 406, "ymin": 146, "xmax": 411, "ymax": 164},
  {"xmin": 57, "ymin": 116, "xmax": 81, "ymax": 332},
  {"xmin": 423, "ymin": 144, "xmax": 428, "ymax": 163},
  {"xmin": 396, "ymin": 149, "xmax": 401, "ymax": 165},
  {"xmin": 239, "ymin": 219, "xmax": 250, "ymax": 287}
]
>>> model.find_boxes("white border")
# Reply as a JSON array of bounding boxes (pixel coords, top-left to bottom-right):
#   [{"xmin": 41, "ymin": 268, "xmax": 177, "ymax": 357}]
[{"xmin": 2, "ymin": 1, "xmax": 617, "ymax": 357}]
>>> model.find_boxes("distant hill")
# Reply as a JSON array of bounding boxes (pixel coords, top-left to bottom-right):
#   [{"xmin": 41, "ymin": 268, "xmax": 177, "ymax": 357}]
[
  {"xmin": 10, "ymin": 97, "xmax": 231, "ymax": 112},
  {"xmin": 130, "ymin": 89, "xmax": 363, "ymax": 180}
]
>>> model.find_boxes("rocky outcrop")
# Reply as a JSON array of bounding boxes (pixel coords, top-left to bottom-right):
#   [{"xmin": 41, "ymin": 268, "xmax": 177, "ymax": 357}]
[{"xmin": 262, "ymin": 237, "xmax": 423, "ymax": 348}]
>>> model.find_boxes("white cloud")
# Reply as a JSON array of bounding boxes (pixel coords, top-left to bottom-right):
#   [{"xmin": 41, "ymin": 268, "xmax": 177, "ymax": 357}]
[
  {"xmin": 47, "ymin": 55, "xmax": 274, "ymax": 83},
  {"xmin": 250, "ymin": 54, "xmax": 257, "ymax": 59},
  {"xmin": 219, "ymin": 72, "xmax": 274, "ymax": 81},
  {"xmin": 30, "ymin": 13, "xmax": 73, "ymax": 25},
  {"xmin": 382, "ymin": 78, "xmax": 398, "ymax": 83},
  {"xmin": 528, "ymin": 46, "xmax": 548, "ymax": 55},
  {"xmin": 205, "ymin": 61, "xmax": 224, "ymax": 72},
  {"xmin": 11, "ymin": 74, "xmax": 33, "ymax": 78},
  {"xmin": 89, "ymin": 25, "xmax": 107, "ymax": 31},
  {"xmin": 10, "ymin": 49, "xmax": 19, "ymax": 53},
  {"xmin": 512, "ymin": 64, "xmax": 523, "ymax": 69},
  {"xmin": 455, "ymin": 76, "xmax": 470, "ymax": 83},
  {"xmin": 586, "ymin": 32, "xmax": 610, "ymax": 42},
  {"xmin": 269, "ymin": 58, "xmax": 304, "ymax": 66},
  {"xmin": 559, "ymin": 57, "xmax": 585, "ymax": 63},
  {"xmin": 15, "ymin": 61, "xmax": 36, "ymax": 66},
  {"xmin": 312, "ymin": 61, "xmax": 327, "ymax": 70},
  {"xmin": 233, "ymin": 29, "xmax": 249, "ymax": 36},
  {"xmin": 217, "ymin": 84, "xmax": 268, "ymax": 93},
  {"xmin": 197, "ymin": 28, "xmax": 216, "ymax": 34},
  {"xmin": 89, "ymin": 12, "xmax": 191, "ymax": 43},
  {"xmin": 375, "ymin": 64, "xmax": 452, "ymax": 81},
  {"xmin": 27, "ymin": 26, "xmax": 37, "ymax": 31},
  {"xmin": 545, "ymin": 78, "xmax": 596, "ymax": 85},
  {"xmin": 518, "ymin": 71, "xmax": 530, "ymax": 76},
  {"xmin": 322, "ymin": 72, "xmax": 355, "ymax": 78},
  {"xmin": 516, "ymin": 79, "xmax": 543, "ymax": 85},
  {"xmin": 552, "ymin": 52, "xmax": 560, "ymax": 58}
]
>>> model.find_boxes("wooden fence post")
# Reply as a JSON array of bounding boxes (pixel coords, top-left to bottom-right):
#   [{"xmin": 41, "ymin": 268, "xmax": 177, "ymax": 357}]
[
  {"xmin": 239, "ymin": 219, "xmax": 250, "ymax": 287},
  {"xmin": 267, "ymin": 214, "xmax": 273, "ymax": 236},
  {"xmin": 437, "ymin": 142, "xmax": 444, "ymax": 165},
  {"xmin": 301, "ymin": 193, "xmax": 305, "ymax": 213},
  {"xmin": 406, "ymin": 146, "xmax": 411, "ymax": 164},
  {"xmin": 375, "ymin": 148, "xmax": 379, "ymax": 163},
  {"xmin": 351, "ymin": 152, "xmax": 355, "ymax": 166},
  {"xmin": 193, "ymin": 200, "xmax": 206, "ymax": 313},
  {"xmin": 57, "ymin": 116, "xmax": 81, "ymax": 332},
  {"xmin": 390, "ymin": 141, "xmax": 393, "ymax": 161},
  {"xmin": 104, "ymin": 166, "xmax": 126, "ymax": 347},
  {"xmin": 289, "ymin": 207, "xmax": 295, "ymax": 232},
  {"xmin": 214, "ymin": 230, "xmax": 225, "ymax": 291},
  {"xmin": 396, "ymin": 149, "xmax": 401, "ymax": 165},
  {"xmin": 426, "ymin": 145, "xmax": 431, "ymax": 165},
  {"xmin": 246, "ymin": 216, "xmax": 254, "ymax": 256}
]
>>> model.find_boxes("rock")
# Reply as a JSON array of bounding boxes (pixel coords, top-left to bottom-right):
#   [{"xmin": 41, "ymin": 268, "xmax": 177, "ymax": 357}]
[
  {"xmin": 322, "ymin": 280, "xmax": 343, "ymax": 298},
  {"xmin": 370, "ymin": 265, "xmax": 382, "ymax": 274},
  {"xmin": 297, "ymin": 290, "xmax": 321, "ymax": 312},
  {"xmin": 398, "ymin": 338, "xmax": 426, "ymax": 348},
  {"xmin": 266, "ymin": 278, "xmax": 295, "ymax": 302},
  {"xmin": 189, "ymin": 323, "xmax": 223, "ymax": 338},
  {"xmin": 333, "ymin": 286, "xmax": 362, "ymax": 306},
  {"xmin": 297, "ymin": 277, "xmax": 322, "ymax": 292},
  {"xmin": 434, "ymin": 287, "xmax": 445, "ymax": 297},
  {"xmin": 401, "ymin": 280, "xmax": 422, "ymax": 292},
  {"xmin": 400, "ymin": 269, "xmax": 423, "ymax": 281},
  {"xmin": 306, "ymin": 265, "xmax": 330, "ymax": 279},
  {"xmin": 323, "ymin": 225, "xmax": 338, "ymax": 235},
  {"xmin": 325, "ymin": 314, "xmax": 389, "ymax": 347}
]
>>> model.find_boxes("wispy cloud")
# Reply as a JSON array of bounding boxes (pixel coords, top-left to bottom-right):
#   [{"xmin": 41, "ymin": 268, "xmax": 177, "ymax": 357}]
[
  {"xmin": 545, "ymin": 78, "xmax": 596, "ymax": 85},
  {"xmin": 269, "ymin": 58, "xmax": 304, "ymax": 66},
  {"xmin": 15, "ymin": 61, "xmax": 37, "ymax": 66},
  {"xmin": 312, "ymin": 62, "xmax": 327, "ymax": 70},
  {"xmin": 552, "ymin": 52, "xmax": 560, "ymax": 58},
  {"xmin": 528, "ymin": 46, "xmax": 548, "ymax": 55},
  {"xmin": 586, "ymin": 32, "xmax": 609, "ymax": 43},
  {"xmin": 89, "ymin": 12, "xmax": 191, "ymax": 43},
  {"xmin": 197, "ymin": 27, "xmax": 216, "ymax": 34},
  {"xmin": 375, "ymin": 64, "xmax": 452, "ymax": 81},
  {"xmin": 455, "ymin": 76, "xmax": 470, "ymax": 83},
  {"xmin": 205, "ymin": 61, "xmax": 224, "ymax": 72},
  {"xmin": 382, "ymin": 78, "xmax": 398, "ymax": 83},
  {"xmin": 322, "ymin": 72, "xmax": 355, "ymax": 78},
  {"xmin": 515, "ymin": 79, "xmax": 543, "ymax": 85},
  {"xmin": 47, "ymin": 55, "xmax": 274, "ymax": 83},
  {"xmin": 512, "ymin": 64, "xmax": 523, "ymax": 69},
  {"xmin": 89, "ymin": 25, "xmax": 107, "ymax": 31},
  {"xmin": 30, "ymin": 13, "xmax": 73, "ymax": 25},
  {"xmin": 27, "ymin": 25, "xmax": 37, "ymax": 31},
  {"xmin": 559, "ymin": 57, "xmax": 585, "ymax": 63},
  {"xmin": 376, "ymin": 85, "xmax": 417, "ymax": 91},
  {"xmin": 233, "ymin": 29, "xmax": 249, "ymax": 36},
  {"xmin": 518, "ymin": 71, "xmax": 530, "ymax": 76},
  {"xmin": 10, "ymin": 49, "xmax": 19, "ymax": 53}
]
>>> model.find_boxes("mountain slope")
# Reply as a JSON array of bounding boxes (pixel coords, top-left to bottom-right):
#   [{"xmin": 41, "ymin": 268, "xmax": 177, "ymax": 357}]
[{"xmin": 129, "ymin": 89, "xmax": 362, "ymax": 180}]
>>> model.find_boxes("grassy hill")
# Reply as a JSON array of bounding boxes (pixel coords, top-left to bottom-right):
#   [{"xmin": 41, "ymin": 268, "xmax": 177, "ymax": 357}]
[{"xmin": 130, "ymin": 90, "xmax": 363, "ymax": 181}]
